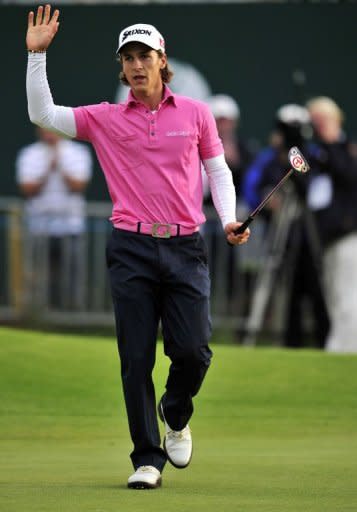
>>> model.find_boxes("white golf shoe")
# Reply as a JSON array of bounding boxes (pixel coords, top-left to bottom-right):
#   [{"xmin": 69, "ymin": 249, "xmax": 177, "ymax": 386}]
[
  {"xmin": 127, "ymin": 466, "xmax": 162, "ymax": 489},
  {"xmin": 159, "ymin": 400, "xmax": 193, "ymax": 469}
]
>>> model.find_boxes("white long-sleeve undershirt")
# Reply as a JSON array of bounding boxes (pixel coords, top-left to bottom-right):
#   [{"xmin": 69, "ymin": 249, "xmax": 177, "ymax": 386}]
[
  {"xmin": 27, "ymin": 53, "xmax": 76, "ymax": 137},
  {"xmin": 26, "ymin": 53, "xmax": 237, "ymax": 228},
  {"xmin": 202, "ymin": 155, "xmax": 236, "ymax": 227}
]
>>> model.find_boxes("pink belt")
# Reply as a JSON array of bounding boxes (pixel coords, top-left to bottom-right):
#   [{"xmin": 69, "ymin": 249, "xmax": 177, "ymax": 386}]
[{"xmin": 114, "ymin": 222, "xmax": 199, "ymax": 239}]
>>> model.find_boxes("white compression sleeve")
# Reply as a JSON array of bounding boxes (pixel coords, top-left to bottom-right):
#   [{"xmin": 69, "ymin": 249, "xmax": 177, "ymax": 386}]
[
  {"xmin": 203, "ymin": 154, "xmax": 237, "ymax": 228},
  {"xmin": 26, "ymin": 53, "xmax": 77, "ymax": 138}
]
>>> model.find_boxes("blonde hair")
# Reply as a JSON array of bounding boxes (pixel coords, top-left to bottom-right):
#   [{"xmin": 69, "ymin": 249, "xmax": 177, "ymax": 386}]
[
  {"xmin": 306, "ymin": 96, "xmax": 344, "ymax": 124},
  {"xmin": 118, "ymin": 49, "xmax": 173, "ymax": 86}
]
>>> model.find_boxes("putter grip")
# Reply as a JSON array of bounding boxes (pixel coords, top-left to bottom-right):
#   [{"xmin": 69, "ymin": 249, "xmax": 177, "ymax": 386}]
[{"xmin": 234, "ymin": 216, "xmax": 254, "ymax": 235}]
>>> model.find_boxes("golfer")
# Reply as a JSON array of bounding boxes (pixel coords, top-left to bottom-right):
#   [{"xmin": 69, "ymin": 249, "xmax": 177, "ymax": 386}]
[{"xmin": 26, "ymin": 5, "xmax": 250, "ymax": 489}]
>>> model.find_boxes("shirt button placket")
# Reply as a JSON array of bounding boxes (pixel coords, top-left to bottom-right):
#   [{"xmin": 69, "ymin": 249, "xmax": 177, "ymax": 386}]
[{"xmin": 149, "ymin": 115, "xmax": 157, "ymax": 142}]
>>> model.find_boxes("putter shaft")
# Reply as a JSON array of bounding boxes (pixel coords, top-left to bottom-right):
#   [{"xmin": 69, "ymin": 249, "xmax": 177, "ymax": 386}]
[{"xmin": 234, "ymin": 168, "xmax": 294, "ymax": 235}]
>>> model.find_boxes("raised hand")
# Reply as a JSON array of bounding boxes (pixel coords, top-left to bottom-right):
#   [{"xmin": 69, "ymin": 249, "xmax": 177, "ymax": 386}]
[{"xmin": 26, "ymin": 4, "xmax": 60, "ymax": 51}]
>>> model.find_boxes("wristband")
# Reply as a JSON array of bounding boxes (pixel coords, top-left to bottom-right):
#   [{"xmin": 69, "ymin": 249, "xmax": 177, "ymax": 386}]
[{"xmin": 27, "ymin": 49, "xmax": 47, "ymax": 53}]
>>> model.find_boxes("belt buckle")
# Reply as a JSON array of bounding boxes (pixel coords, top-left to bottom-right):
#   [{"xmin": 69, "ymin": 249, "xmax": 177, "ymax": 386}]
[{"xmin": 152, "ymin": 223, "xmax": 172, "ymax": 238}]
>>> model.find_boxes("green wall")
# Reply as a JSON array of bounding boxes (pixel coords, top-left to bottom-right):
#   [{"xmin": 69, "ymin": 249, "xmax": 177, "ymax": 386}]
[{"xmin": 2, "ymin": 3, "xmax": 356, "ymax": 200}]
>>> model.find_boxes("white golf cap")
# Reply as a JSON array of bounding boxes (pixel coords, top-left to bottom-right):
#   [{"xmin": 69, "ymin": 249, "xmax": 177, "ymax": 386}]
[
  {"xmin": 117, "ymin": 23, "xmax": 165, "ymax": 54},
  {"xmin": 206, "ymin": 94, "xmax": 240, "ymax": 120}
]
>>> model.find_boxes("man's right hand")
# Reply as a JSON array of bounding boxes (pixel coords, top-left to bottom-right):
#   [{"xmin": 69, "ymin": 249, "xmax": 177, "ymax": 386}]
[{"xmin": 26, "ymin": 4, "xmax": 60, "ymax": 52}]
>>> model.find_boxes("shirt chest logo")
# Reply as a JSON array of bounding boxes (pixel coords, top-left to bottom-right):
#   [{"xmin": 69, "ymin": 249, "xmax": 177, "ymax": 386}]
[{"xmin": 166, "ymin": 131, "xmax": 191, "ymax": 137}]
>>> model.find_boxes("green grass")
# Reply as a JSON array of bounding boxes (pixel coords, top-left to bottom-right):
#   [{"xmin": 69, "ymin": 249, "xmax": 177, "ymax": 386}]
[{"xmin": 1, "ymin": 327, "xmax": 357, "ymax": 511}]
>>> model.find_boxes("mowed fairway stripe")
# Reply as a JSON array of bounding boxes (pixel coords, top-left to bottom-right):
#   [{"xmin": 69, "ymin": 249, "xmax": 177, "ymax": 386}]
[{"xmin": 0, "ymin": 327, "xmax": 357, "ymax": 512}]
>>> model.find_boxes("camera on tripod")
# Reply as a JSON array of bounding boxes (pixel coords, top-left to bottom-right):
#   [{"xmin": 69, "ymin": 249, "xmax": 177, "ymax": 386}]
[
  {"xmin": 241, "ymin": 104, "xmax": 329, "ymax": 347},
  {"xmin": 275, "ymin": 103, "xmax": 313, "ymax": 151}
]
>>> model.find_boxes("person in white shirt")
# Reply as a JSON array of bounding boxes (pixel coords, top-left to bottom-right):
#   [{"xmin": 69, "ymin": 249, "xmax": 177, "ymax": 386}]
[{"xmin": 16, "ymin": 127, "xmax": 92, "ymax": 308}]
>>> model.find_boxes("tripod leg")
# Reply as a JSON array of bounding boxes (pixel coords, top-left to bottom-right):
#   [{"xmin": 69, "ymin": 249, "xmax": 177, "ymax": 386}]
[{"xmin": 242, "ymin": 189, "xmax": 299, "ymax": 346}]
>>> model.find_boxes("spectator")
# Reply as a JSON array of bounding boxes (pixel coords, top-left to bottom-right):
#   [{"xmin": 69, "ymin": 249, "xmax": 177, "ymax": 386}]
[
  {"xmin": 242, "ymin": 104, "xmax": 330, "ymax": 348},
  {"xmin": 205, "ymin": 94, "xmax": 254, "ymax": 195},
  {"xmin": 16, "ymin": 127, "xmax": 92, "ymax": 309},
  {"xmin": 203, "ymin": 95, "xmax": 255, "ymax": 315},
  {"xmin": 307, "ymin": 96, "xmax": 357, "ymax": 353}
]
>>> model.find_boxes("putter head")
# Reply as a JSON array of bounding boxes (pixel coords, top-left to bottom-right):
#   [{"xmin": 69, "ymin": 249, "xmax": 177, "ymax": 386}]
[{"xmin": 288, "ymin": 146, "xmax": 310, "ymax": 173}]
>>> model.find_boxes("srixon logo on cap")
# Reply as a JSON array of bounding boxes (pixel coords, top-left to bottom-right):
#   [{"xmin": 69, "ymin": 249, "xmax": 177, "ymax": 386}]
[{"xmin": 122, "ymin": 29, "xmax": 152, "ymax": 43}]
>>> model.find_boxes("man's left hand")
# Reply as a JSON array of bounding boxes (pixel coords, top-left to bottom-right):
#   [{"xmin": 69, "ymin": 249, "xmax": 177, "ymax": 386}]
[{"xmin": 224, "ymin": 222, "xmax": 250, "ymax": 246}]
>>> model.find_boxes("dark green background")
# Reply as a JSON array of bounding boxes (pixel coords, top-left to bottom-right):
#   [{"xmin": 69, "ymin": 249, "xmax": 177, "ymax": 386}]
[{"xmin": 2, "ymin": 3, "xmax": 356, "ymax": 200}]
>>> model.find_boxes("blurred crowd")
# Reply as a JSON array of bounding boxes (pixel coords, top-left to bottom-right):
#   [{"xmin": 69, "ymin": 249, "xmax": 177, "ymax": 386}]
[
  {"xmin": 15, "ymin": 69, "xmax": 357, "ymax": 354},
  {"xmin": 203, "ymin": 93, "xmax": 357, "ymax": 353}
]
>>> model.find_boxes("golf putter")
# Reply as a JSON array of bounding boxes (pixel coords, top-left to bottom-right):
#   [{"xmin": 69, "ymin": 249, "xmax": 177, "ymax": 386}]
[{"xmin": 234, "ymin": 146, "xmax": 310, "ymax": 236}]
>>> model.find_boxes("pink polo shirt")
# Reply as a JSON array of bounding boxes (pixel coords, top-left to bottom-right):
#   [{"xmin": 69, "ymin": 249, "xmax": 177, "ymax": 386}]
[{"xmin": 73, "ymin": 86, "xmax": 223, "ymax": 229}]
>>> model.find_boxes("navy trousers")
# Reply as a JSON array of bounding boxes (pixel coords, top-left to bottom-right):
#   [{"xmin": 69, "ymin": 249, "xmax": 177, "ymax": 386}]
[{"xmin": 106, "ymin": 229, "xmax": 212, "ymax": 471}]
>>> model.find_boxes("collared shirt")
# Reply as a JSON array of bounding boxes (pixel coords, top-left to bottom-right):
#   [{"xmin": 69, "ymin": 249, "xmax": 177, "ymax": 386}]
[{"xmin": 73, "ymin": 86, "xmax": 223, "ymax": 229}]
